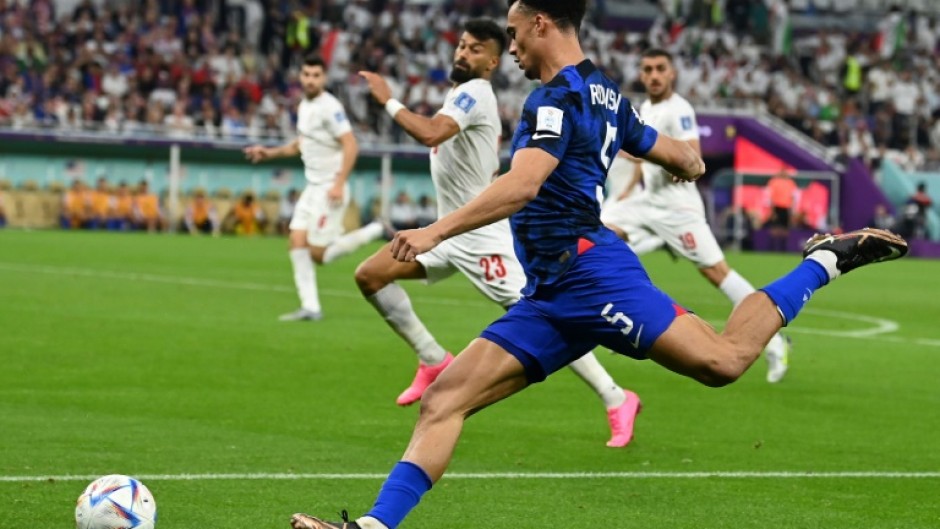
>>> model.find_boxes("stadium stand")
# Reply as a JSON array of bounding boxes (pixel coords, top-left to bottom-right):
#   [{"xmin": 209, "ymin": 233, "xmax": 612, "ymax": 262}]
[{"xmin": 1, "ymin": 0, "xmax": 939, "ymax": 247}]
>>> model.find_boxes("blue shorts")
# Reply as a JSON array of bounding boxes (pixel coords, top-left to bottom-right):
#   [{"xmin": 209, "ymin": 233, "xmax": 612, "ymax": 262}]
[{"xmin": 480, "ymin": 240, "xmax": 685, "ymax": 383}]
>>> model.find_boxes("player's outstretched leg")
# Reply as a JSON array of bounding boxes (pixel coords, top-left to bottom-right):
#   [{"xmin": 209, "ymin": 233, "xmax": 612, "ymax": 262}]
[
  {"xmin": 705, "ymin": 263, "xmax": 791, "ymax": 383},
  {"xmin": 566, "ymin": 353, "xmax": 642, "ymax": 447},
  {"xmin": 321, "ymin": 222, "xmax": 386, "ymax": 264},
  {"xmin": 294, "ymin": 338, "xmax": 530, "ymax": 529},
  {"xmin": 649, "ymin": 228, "xmax": 908, "ymax": 386},
  {"xmin": 355, "ymin": 244, "xmax": 454, "ymax": 405}
]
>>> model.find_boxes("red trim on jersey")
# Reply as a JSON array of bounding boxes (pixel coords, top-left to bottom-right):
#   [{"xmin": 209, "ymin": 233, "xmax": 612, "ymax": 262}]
[
  {"xmin": 577, "ymin": 238, "xmax": 595, "ymax": 255},
  {"xmin": 673, "ymin": 304, "xmax": 688, "ymax": 317}
]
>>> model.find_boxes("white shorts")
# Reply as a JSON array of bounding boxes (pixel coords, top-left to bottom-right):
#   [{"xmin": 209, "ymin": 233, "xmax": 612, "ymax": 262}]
[
  {"xmin": 289, "ymin": 182, "xmax": 350, "ymax": 247},
  {"xmin": 601, "ymin": 199, "xmax": 725, "ymax": 268},
  {"xmin": 416, "ymin": 220, "xmax": 524, "ymax": 308}
]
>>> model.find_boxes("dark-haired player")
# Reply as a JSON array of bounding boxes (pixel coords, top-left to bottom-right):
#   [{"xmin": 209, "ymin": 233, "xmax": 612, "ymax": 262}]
[
  {"xmin": 601, "ymin": 48, "xmax": 791, "ymax": 383},
  {"xmin": 244, "ymin": 54, "xmax": 386, "ymax": 321},
  {"xmin": 357, "ymin": 18, "xmax": 641, "ymax": 447},
  {"xmin": 290, "ymin": 2, "xmax": 906, "ymax": 527}
]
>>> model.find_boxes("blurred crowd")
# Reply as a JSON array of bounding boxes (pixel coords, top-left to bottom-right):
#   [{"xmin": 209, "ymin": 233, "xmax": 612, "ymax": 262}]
[
  {"xmin": 2, "ymin": 0, "xmax": 940, "ymax": 171},
  {"xmin": 10, "ymin": 173, "xmax": 438, "ymax": 236},
  {"xmin": 638, "ymin": 1, "xmax": 940, "ymax": 172}
]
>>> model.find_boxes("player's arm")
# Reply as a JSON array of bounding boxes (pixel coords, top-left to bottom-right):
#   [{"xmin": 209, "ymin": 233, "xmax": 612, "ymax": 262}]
[
  {"xmin": 333, "ymin": 131, "xmax": 358, "ymax": 187},
  {"xmin": 391, "ymin": 148, "xmax": 557, "ymax": 261},
  {"xmin": 359, "ymin": 71, "xmax": 460, "ymax": 147},
  {"xmin": 640, "ymin": 134, "xmax": 705, "ymax": 182},
  {"xmin": 617, "ymin": 155, "xmax": 643, "ymax": 201},
  {"xmin": 393, "ymin": 111, "xmax": 460, "ymax": 148},
  {"xmin": 243, "ymin": 138, "xmax": 300, "ymax": 163}
]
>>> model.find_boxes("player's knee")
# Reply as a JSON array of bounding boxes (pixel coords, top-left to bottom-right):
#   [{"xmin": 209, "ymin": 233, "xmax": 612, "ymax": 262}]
[
  {"xmin": 698, "ymin": 359, "xmax": 743, "ymax": 387},
  {"xmin": 417, "ymin": 382, "xmax": 460, "ymax": 423},
  {"xmin": 288, "ymin": 231, "xmax": 307, "ymax": 249},
  {"xmin": 354, "ymin": 261, "xmax": 388, "ymax": 295},
  {"xmin": 698, "ymin": 262, "xmax": 729, "ymax": 286}
]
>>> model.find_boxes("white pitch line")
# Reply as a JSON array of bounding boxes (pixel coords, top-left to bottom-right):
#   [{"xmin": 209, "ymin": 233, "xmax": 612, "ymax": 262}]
[
  {"xmin": 0, "ymin": 262, "xmax": 468, "ymax": 306},
  {"xmin": 0, "ymin": 262, "xmax": 931, "ymax": 344},
  {"xmin": 797, "ymin": 308, "xmax": 899, "ymax": 338},
  {"xmin": 1, "ymin": 471, "xmax": 939, "ymax": 483}
]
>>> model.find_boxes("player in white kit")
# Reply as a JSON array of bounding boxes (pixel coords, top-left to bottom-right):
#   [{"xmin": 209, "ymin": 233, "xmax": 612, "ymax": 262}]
[
  {"xmin": 244, "ymin": 55, "xmax": 386, "ymax": 321},
  {"xmin": 601, "ymin": 49, "xmax": 790, "ymax": 382},
  {"xmin": 357, "ymin": 19, "xmax": 642, "ymax": 447}
]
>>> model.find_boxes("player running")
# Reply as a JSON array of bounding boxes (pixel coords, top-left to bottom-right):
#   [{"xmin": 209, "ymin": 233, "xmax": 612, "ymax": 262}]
[
  {"xmin": 290, "ymin": 2, "xmax": 907, "ymax": 528},
  {"xmin": 357, "ymin": 18, "xmax": 640, "ymax": 447},
  {"xmin": 601, "ymin": 48, "xmax": 791, "ymax": 383},
  {"xmin": 244, "ymin": 55, "xmax": 387, "ymax": 322}
]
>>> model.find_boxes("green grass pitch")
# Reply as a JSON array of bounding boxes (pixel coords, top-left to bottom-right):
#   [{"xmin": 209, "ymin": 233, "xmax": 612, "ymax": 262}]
[{"xmin": 0, "ymin": 229, "xmax": 938, "ymax": 528}]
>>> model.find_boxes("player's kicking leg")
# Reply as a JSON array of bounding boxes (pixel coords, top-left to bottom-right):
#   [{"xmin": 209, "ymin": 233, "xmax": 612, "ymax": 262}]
[
  {"xmin": 649, "ymin": 229, "xmax": 907, "ymax": 385},
  {"xmin": 637, "ymin": 209, "xmax": 793, "ymax": 383},
  {"xmin": 697, "ymin": 260, "xmax": 791, "ymax": 383},
  {"xmin": 355, "ymin": 244, "xmax": 454, "ymax": 406}
]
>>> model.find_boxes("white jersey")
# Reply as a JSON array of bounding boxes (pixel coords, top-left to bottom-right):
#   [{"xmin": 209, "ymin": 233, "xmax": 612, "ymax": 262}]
[
  {"xmin": 296, "ymin": 91, "xmax": 353, "ymax": 185},
  {"xmin": 429, "ymin": 78, "xmax": 501, "ymax": 217},
  {"xmin": 638, "ymin": 93, "xmax": 703, "ymax": 212}
]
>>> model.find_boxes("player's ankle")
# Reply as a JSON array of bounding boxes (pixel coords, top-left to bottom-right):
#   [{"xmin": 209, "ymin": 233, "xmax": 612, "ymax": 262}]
[{"xmin": 356, "ymin": 516, "xmax": 388, "ymax": 529}]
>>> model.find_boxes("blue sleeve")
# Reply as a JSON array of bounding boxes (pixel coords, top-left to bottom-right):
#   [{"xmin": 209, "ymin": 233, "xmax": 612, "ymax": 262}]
[
  {"xmin": 512, "ymin": 88, "xmax": 575, "ymax": 161},
  {"xmin": 619, "ymin": 102, "xmax": 658, "ymax": 157}
]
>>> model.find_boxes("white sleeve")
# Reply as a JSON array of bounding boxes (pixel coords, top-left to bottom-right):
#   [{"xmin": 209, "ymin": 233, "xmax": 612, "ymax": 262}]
[
  {"xmin": 670, "ymin": 100, "xmax": 700, "ymax": 142},
  {"xmin": 325, "ymin": 99, "xmax": 353, "ymax": 139},
  {"xmin": 436, "ymin": 83, "xmax": 488, "ymax": 131}
]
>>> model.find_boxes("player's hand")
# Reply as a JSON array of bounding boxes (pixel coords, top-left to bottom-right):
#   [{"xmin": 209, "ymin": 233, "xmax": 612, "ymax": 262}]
[
  {"xmin": 327, "ymin": 182, "xmax": 345, "ymax": 207},
  {"xmin": 672, "ymin": 158, "xmax": 706, "ymax": 183},
  {"xmin": 243, "ymin": 145, "xmax": 268, "ymax": 163},
  {"xmin": 359, "ymin": 71, "xmax": 392, "ymax": 105},
  {"xmin": 391, "ymin": 227, "xmax": 443, "ymax": 262}
]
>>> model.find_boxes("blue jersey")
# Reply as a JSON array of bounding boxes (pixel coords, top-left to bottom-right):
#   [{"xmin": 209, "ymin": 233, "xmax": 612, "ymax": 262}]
[{"xmin": 509, "ymin": 60, "xmax": 658, "ymax": 295}]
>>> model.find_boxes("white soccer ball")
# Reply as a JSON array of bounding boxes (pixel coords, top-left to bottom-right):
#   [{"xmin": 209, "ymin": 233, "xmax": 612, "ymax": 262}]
[{"xmin": 75, "ymin": 474, "xmax": 157, "ymax": 529}]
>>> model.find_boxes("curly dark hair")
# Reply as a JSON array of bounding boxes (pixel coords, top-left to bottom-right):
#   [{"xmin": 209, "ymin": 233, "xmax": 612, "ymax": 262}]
[{"xmin": 464, "ymin": 18, "xmax": 508, "ymax": 55}]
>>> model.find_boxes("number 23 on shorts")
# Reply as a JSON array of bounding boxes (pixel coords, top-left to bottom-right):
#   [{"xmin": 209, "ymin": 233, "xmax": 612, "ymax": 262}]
[{"xmin": 479, "ymin": 255, "xmax": 507, "ymax": 282}]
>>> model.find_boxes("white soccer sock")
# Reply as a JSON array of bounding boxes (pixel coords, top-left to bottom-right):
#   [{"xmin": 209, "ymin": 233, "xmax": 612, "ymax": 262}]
[
  {"xmin": 806, "ymin": 250, "xmax": 840, "ymax": 281},
  {"xmin": 322, "ymin": 222, "xmax": 384, "ymax": 264},
  {"xmin": 356, "ymin": 516, "xmax": 389, "ymax": 529},
  {"xmin": 367, "ymin": 283, "xmax": 448, "ymax": 365},
  {"xmin": 718, "ymin": 269, "xmax": 757, "ymax": 306},
  {"xmin": 567, "ymin": 352, "xmax": 626, "ymax": 409},
  {"xmin": 289, "ymin": 248, "xmax": 321, "ymax": 313}
]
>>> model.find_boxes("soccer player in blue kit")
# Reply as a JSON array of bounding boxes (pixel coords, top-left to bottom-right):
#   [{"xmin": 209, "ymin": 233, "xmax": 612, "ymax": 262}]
[{"xmin": 289, "ymin": 2, "xmax": 908, "ymax": 528}]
